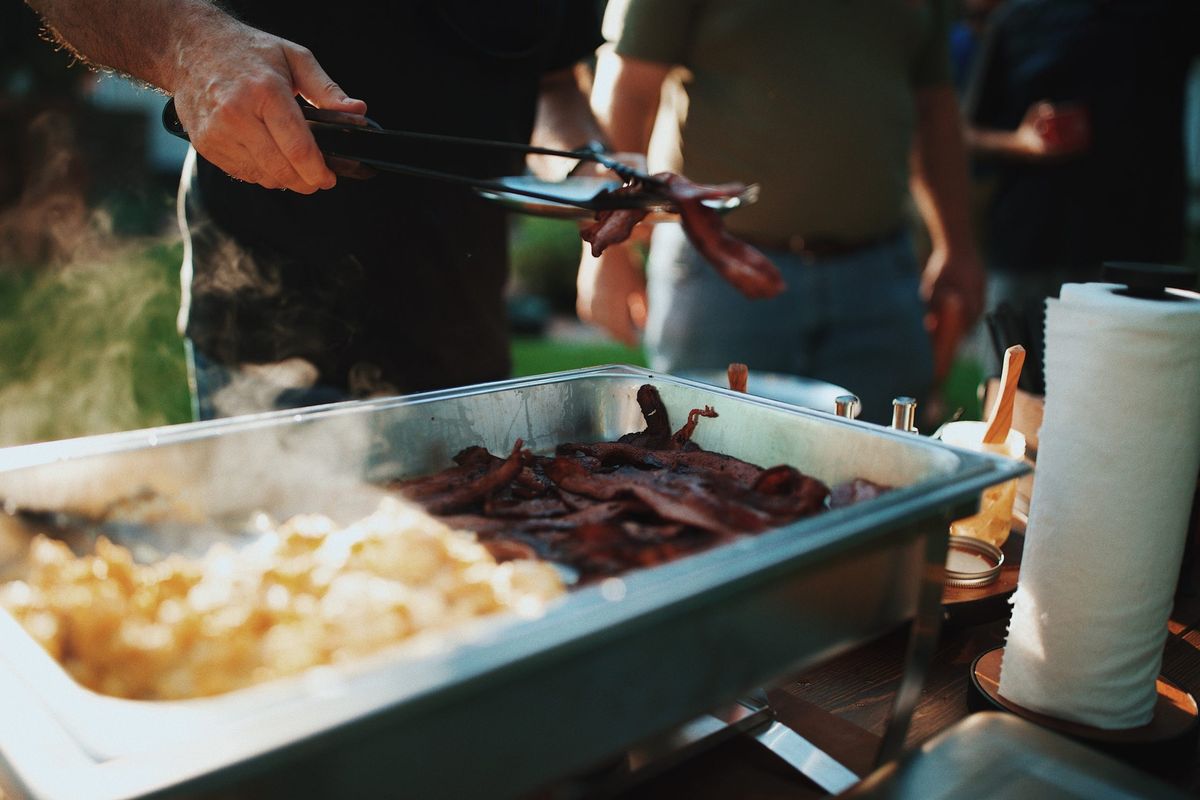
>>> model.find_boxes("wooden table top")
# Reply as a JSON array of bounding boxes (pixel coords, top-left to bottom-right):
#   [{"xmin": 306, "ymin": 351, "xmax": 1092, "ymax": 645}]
[{"xmin": 616, "ymin": 536, "xmax": 1200, "ymax": 799}]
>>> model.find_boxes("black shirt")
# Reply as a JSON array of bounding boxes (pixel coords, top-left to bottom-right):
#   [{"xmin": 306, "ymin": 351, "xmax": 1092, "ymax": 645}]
[
  {"xmin": 183, "ymin": 0, "xmax": 600, "ymax": 395},
  {"xmin": 966, "ymin": 0, "xmax": 1197, "ymax": 276}
]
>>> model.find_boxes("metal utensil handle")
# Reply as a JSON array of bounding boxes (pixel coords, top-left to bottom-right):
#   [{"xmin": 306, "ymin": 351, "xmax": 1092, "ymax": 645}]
[
  {"xmin": 736, "ymin": 692, "xmax": 860, "ymax": 795},
  {"xmin": 344, "ymin": 155, "xmax": 647, "ymax": 210},
  {"xmin": 293, "ymin": 114, "xmax": 664, "ymax": 188},
  {"xmin": 162, "ymin": 98, "xmax": 187, "ymax": 140},
  {"xmin": 299, "ymin": 113, "xmax": 665, "ymax": 188},
  {"xmin": 160, "ymin": 99, "xmax": 665, "ymax": 211},
  {"xmin": 161, "ymin": 97, "xmax": 387, "ymax": 143},
  {"xmin": 754, "ymin": 721, "xmax": 860, "ymax": 795},
  {"xmin": 162, "ymin": 98, "xmax": 663, "ymax": 186}
]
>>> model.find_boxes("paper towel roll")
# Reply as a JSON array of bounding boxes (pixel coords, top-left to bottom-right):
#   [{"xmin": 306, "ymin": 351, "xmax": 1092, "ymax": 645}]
[{"xmin": 999, "ymin": 282, "xmax": 1200, "ymax": 729}]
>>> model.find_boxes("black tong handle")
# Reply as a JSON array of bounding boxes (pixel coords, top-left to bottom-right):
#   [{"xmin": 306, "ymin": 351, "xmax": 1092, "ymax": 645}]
[
  {"xmin": 162, "ymin": 99, "xmax": 660, "ymax": 186},
  {"xmin": 161, "ymin": 98, "xmax": 664, "ymax": 209},
  {"xmin": 162, "ymin": 97, "xmax": 388, "ymax": 139}
]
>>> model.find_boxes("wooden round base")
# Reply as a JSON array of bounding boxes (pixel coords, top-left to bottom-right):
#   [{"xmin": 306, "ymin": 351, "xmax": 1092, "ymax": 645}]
[{"xmin": 969, "ymin": 646, "xmax": 1200, "ymax": 773}]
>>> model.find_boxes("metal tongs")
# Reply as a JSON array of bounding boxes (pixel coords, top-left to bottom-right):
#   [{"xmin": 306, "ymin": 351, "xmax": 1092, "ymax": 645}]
[{"xmin": 161, "ymin": 98, "xmax": 684, "ymax": 212}]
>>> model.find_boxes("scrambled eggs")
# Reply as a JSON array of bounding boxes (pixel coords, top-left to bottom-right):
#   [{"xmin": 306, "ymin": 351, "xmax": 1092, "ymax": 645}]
[{"xmin": 0, "ymin": 498, "xmax": 563, "ymax": 700}]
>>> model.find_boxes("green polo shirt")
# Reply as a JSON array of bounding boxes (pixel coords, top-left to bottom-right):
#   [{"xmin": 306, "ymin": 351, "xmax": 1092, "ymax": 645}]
[{"xmin": 606, "ymin": 0, "xmax": 950, "ymax": 243}]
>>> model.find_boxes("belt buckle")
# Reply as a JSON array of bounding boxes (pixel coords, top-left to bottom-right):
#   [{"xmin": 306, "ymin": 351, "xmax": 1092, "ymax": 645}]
[
  {"xmin": 787, "ymin": 234, "xmax": 820, "ymax": 261},
  {"xmin": 788, "ymin": 234, "xmax": 835, "ymax": 261},
  {"xmin": 786, "ymin": 231, "xmax": 895, "ymax": 261}
]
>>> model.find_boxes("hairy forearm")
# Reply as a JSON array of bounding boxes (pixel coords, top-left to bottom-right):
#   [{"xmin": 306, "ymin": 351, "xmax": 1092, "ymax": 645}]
[
  {"xmin": 533, "ymin": 65, "xmax": 607, "ymax": 152},
  {"xmin": 25, "ymin": 0, "xmax": 239, "ymax": 92},
  {"xmin": 909, "ymin": 86, "xmax": 976, "ymax": 254},
  {"xmin": 527, "ymin": 65, "xmax": 606, "ymax": 181}
]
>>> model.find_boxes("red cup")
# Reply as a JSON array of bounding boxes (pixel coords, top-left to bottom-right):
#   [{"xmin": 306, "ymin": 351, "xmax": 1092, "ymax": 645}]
[{"xmin": 1034, "ymin": 104, "xmax": 1091, "ymax": 153}]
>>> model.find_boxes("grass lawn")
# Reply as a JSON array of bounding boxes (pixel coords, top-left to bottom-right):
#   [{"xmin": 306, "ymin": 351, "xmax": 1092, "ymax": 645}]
[{"xmin": 510, "ymin": 337, "xmax": 646, "ymax": 376}]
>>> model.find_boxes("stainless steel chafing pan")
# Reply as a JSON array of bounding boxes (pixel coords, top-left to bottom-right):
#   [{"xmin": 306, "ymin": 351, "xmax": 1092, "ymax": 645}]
[{"xmin": 0, "ymin": 365, "xmax": 1025, "ymax": 799}]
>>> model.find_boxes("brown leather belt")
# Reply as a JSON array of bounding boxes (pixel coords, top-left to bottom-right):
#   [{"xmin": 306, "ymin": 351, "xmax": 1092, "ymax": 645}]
[{"xmin": 748, "ymin": 229, "xmax": 903, "ymax": 260}]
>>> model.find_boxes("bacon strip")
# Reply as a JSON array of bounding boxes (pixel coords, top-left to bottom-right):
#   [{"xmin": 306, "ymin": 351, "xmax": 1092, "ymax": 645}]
[
  {"xmin": 616, "ymin": 384, "xmax": 674, "ymax": 449},
  {"xmin": 403, "ymin": 439, "xmax": 527, "ymax": 514},
  {"xmin": 555, "ymin": 442, "xmax": 764, "ymax": 488},
  {"xmin": 580, "ymin": 184, "xmax": 649, "ymax": 257},
  {"xmin": 580, "ymin": 173, "xmax": 787, "ymax": 300},
  {"xmin": 668, "ymin": 177, "xmax": 786, "ymax": 300},
  {"xmin": 670, "ymin": 406, "xmax": 718, "ymax": 449}
]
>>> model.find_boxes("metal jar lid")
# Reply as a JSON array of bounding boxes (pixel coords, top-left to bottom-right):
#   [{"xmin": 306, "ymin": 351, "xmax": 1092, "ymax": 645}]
[{"xmin": 945, "ymin": 535, "xmax": 1004, "ymax": 588}]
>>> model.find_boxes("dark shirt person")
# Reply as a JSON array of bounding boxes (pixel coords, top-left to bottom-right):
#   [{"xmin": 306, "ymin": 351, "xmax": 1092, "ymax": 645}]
[
  {"xmin": 948, "ymin": 0, "xmax": 1004, "ymax": 95},
  {"xmin": 964, "ymin": 0, "xmax": 1199, "ymax": 373},
  {"xmin": 26, "ymin": 0, "xmax": 605, "ymax": 418}
]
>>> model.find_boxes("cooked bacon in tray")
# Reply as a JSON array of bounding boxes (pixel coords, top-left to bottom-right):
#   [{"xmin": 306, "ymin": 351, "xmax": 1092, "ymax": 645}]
[
  {"xmin": 390, "ymin": 385, "xmax": 885, "ymax": 582},
  {"xmin": 581, "ymin": 174, "xmax": 787, "ymax": 300}
]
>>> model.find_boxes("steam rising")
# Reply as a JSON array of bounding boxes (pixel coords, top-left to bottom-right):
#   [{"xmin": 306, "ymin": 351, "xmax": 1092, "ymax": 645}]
[
  {"xmin": 0, "ymin": 100, "xmax": 190, "ymax": 447},
  {"xmin": 0, "ymin": 105, "xmax": 396, "ymax": 532},
  {"xmin": 0, "ymin": 110, "xmax": 91, "ymax": 266},
  {"xmin": 0, "ymin": 240, "xmax": 190, "ymax": 447}
]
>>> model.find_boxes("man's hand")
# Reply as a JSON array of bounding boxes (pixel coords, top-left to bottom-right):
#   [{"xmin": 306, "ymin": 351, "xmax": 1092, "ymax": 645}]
[
  {"xmin": 26, "ymin": 0, "xmax": 366, "ymax": 194},
  {"xmin": 576, "ymin": 242, "xmax": 647, "ymax": 347},
  {"xmin": 921, "ymin": 247, "xmax": 985, "ymax": 324},
  {"xmin": 965, "ymin": 100, "xmax": 1091, "ymax": 164},
  {"xmin": 571, "ymin": 45, "xmax": 671, "ymax": 347},
  {"xmin": 921, "ymin": 247, "xmax": 986, "ymax": 382},
  {"xmin": 529, "ymin": 65, "xmax": 609, "ymax": 182},
  {"xmin": 1012, "ymin": 101, "xmax": 1091, "ymax": 161},
  {"xmin": 909, "ymin": 86, "xmax": 986, "ymax": 382},
  {"xmin": 173, "ymin": 20, "xmax": 367, "ymax": 193}
]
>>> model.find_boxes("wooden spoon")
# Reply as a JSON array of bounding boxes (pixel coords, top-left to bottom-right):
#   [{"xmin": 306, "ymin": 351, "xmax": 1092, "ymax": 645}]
[{"xmin": 983, "ymin": 345, "xmax": 1026, "ymax": 444}]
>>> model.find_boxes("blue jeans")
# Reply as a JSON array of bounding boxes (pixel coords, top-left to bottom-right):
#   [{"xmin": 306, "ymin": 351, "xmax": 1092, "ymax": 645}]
[{"xmin": 644, "ymin": 223, "xmax": 933, "ymax": 424}]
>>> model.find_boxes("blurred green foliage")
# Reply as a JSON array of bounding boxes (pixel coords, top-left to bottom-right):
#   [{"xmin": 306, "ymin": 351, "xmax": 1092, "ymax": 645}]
[
  {"xmin": 943, "ymin": 357, "xmax": 986, "ymax": 423},
  {"xmin": 0, "ymin": 241, "xmax": 191, "ymax": 444},
  {"xmin": 511, "ymin": 337, "xmax": 646, "ymax": 376},
  {"xmin": 509, "ymin": 216, "xmax": 582, "ymax": 314}
]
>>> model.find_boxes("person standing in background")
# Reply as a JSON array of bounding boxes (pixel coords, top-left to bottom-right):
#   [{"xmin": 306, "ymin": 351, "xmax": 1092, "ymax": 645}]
[
  {"xmin": 964, "ymin": 0, "xmax": 1200, "ymax": 381},
  {"xmin": 576, "ymin": 0, "xmax": 984, "ymax": 423},
  {"xmin": 949, "ymin": 0, "xmax": 1005, "ymax": 95}
]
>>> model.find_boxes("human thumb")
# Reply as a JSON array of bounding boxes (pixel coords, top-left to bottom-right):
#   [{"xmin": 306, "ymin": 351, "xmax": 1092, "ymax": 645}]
[
  {"xmin": 628, "ymin": 287, "xmax": 648, "ymax": 330},
  {"xmin": 287, "ymin": 47, "xmax": 368, "ymax": 114}
]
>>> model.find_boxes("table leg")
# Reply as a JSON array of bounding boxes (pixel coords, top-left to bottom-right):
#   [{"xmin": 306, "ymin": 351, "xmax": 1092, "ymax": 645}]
[{"xmin": 874, "ymin": 519, "xmax": 950, "ymax": 767}]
